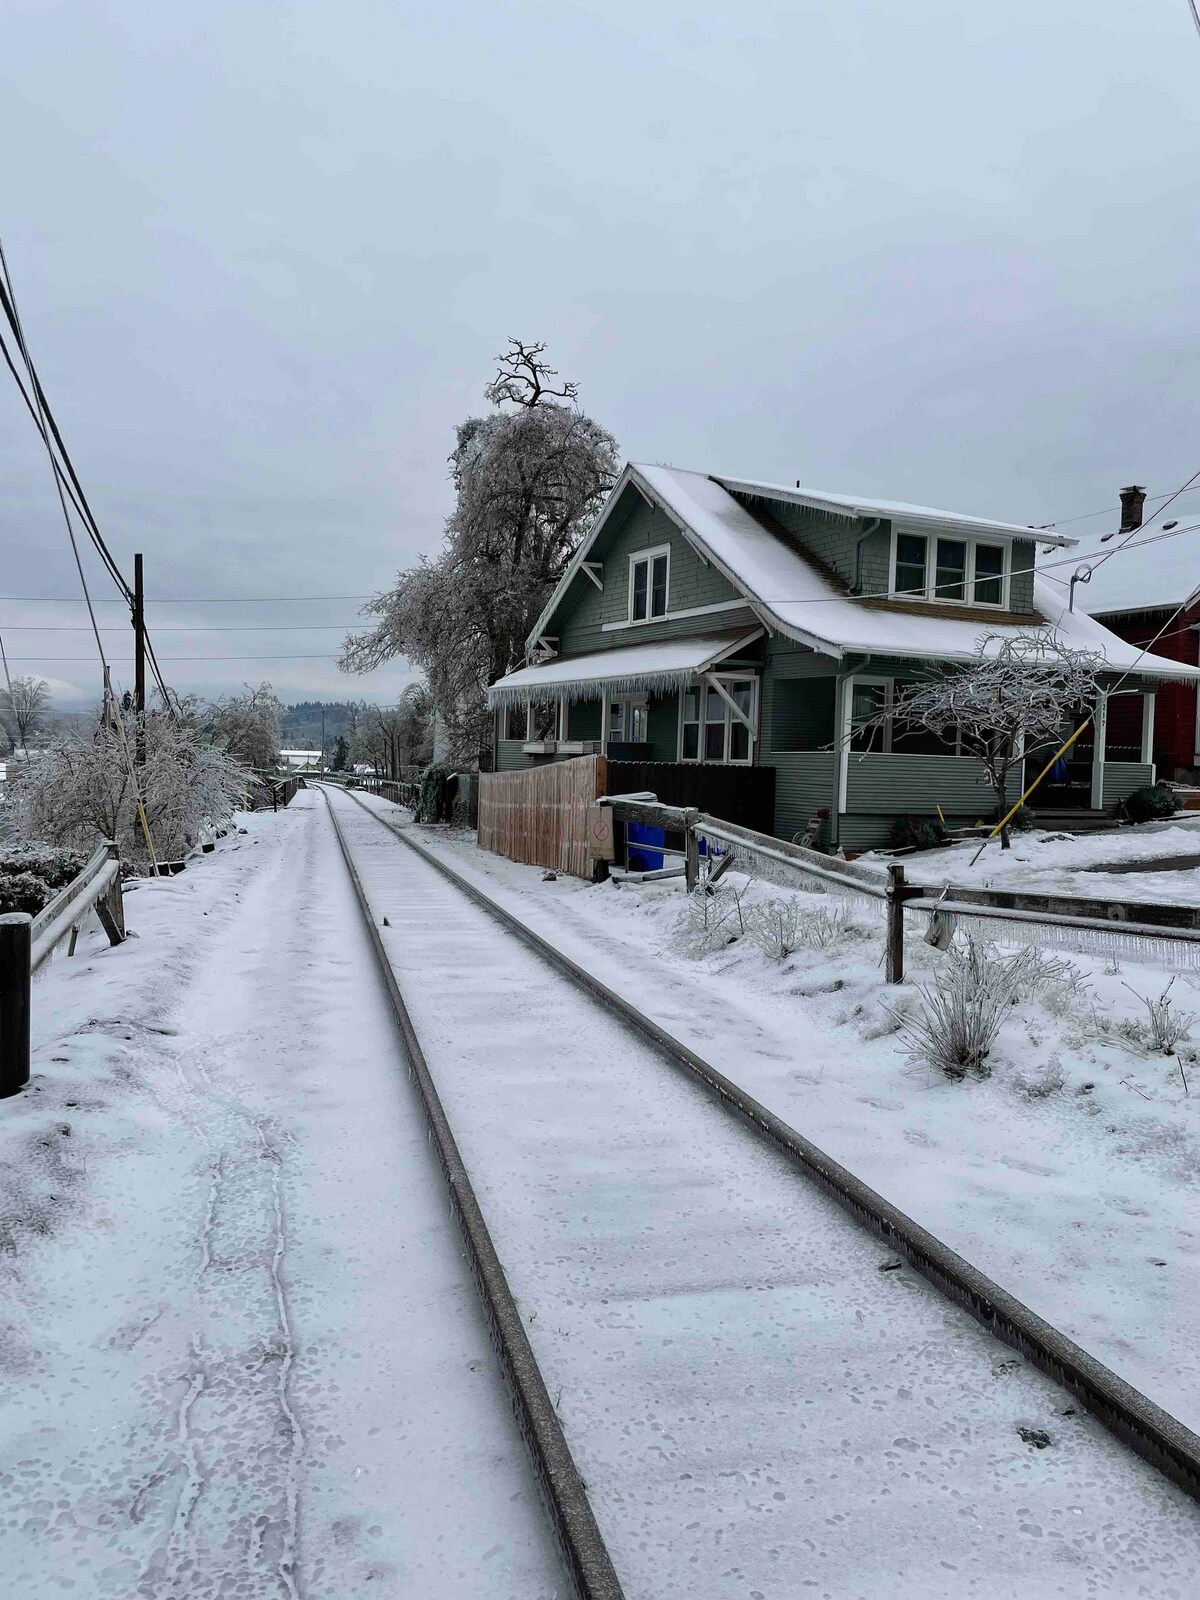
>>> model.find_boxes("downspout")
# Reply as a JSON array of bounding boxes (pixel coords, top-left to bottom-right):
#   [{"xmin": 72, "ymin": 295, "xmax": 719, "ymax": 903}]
[{"xmin": 853, "ymin": 519, "xmax": 881, "ymax": 594}]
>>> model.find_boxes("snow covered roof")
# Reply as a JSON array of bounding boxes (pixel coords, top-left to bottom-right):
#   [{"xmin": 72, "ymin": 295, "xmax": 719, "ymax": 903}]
[
  {"xmin": 713, "ymin": 473, "xmax": 1076, "ymax": 547},
  {"xmin": 1081, "ymin": 527, "xmax": 1200, "ymax": 618},
  {"xmin": 487, "ymin": 630, "xmax": 763, "ymax": 707}
]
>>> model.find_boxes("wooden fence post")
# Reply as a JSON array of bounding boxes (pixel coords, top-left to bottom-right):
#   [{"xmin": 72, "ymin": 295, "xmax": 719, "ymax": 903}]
[
  {"xmin": 94, "ymin": 840, "xmax": 126, "ymax": 947},
  {"xmin": 0, "ymin": 912, "xmax": 32, "ymax": 1099},
  {"xmin": 886, "ymin": 863, "xmax": 906, "ymax": 984},
  {"xmin": 685, "ymin": 815, "xmax": 700, "ymax": 892}
]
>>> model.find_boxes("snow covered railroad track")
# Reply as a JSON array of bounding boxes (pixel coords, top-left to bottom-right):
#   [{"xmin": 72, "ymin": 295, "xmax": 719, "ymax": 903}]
[{"xmin": 318, "ymin": 784, "xmax": 1200, "ymax": 1598}]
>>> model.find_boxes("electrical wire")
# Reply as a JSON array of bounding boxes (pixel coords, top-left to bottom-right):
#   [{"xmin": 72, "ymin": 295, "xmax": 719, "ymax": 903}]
[{"xmin": 1187, "ymin": 0, "xmax": 1200, "ymax": 42}]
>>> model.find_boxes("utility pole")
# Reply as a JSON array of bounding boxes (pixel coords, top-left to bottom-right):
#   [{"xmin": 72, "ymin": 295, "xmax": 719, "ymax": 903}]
[
  {"xmin": 132, "ymin": 552, "xmax": 146, "ymax": 764},
  {"xmin": 320, "ymin": 706, "xmax": 326, "ymax": 771}
]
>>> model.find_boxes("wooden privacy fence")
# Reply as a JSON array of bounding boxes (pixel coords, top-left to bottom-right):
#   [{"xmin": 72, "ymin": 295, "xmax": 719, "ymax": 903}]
[{"xmin": 479, "ymin": 755, "xmax": 607, "ymax": 878}]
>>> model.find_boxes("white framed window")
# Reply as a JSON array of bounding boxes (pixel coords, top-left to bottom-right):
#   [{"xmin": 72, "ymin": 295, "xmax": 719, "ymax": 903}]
[
  {"xmin": 888, "ymin": 530, "xmax": 1009, "ymax": 608},
  {"xmin": 846, "ymin": 674, "xmax": 963, "ymax": 755},
  {"xmin": 679, "ymin": 675, "xmax": 758, "ymax": 764},
  {"xmin": 606, "ymin": 693, "xmax": 649, "ymax": 746},
  {"xmin": 628, "ymin": 545, "xmax": 670, "ymax": 622}
]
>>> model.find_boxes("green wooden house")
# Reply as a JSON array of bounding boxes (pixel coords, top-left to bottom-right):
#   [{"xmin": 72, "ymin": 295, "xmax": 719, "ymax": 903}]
[{"xmin": 487, "ymin": 465, "xmax": 1197, "ymax": 850}]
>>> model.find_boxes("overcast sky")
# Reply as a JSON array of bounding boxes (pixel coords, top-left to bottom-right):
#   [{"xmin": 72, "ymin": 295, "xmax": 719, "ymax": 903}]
[{"xmin": 2, "ymin": 0, "xmax": 1198, "ymax": 709}]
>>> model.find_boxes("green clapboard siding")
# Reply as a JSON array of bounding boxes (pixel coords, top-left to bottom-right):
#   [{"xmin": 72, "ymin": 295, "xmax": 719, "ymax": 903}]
[
  {"xmin": 836, "ymin": 813, "xmax": 981, "ymax": 852},
  {"xmin": 552, "ymin": 490, "xmax": 742, "ymax": 655},
  {"xmin": 496, "ymin": 740, "xmax": 537, "ymax": 771},
  {"xmin": 769, "ymin": 677, "xmax": 836, "ymax": 751},
  {"xmin": 1102, "ymin": 763, "xmax": 1155, "ymax": 806},
  {"xmin": 568, "ymin": 699, "xmax": 601, "ymax": 740},
  {"xmin": 647, "ymin": 693, "xmax": 680, "ymax": 761},
  {"xmin": 844, "ymin": 753, "xmax": 1000, "ymax": 815},
  {"xmin": 771, "ymin": 753, "xmax": 837, "ymax": 843}
]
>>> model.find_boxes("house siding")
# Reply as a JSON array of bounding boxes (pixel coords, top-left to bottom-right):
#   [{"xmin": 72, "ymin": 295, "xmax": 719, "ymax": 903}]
[
  {"xmin": 1102, "ymin": 763, "xmax": 1155, "ymax": 806},
  {"xmin": 844, "ymin": 754, "xmax": 1001, "ymax": 815},
  {"xmin": 553, "ymin": 493, "xmax": 743, "ymax": 655}
]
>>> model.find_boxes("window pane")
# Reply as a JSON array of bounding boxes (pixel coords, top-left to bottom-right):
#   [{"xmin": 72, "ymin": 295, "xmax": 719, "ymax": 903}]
[
  {"xmin": 935, "ymin": 539, "xmax": 967, "ymax": 600},
  {"xmin": 850, "ymin": 682, "xmax": 887, "ymax": 753},
  {"xmin": 705, "ymin": 686, "xmax": 725, "ymax": 723},
  {"xmin": 974, "ymin": 544, "xmax": 1004, "ymax": 605},
  {"xmin": 651, "ymin": 554, "xmax": 668, "ymax": 617},
  {"xmin": 704, "ymin": 721, "xmax": 726, "ymax": 760},
  {"xmin": 683, "ymin": 687, "xmax": 700, "ymax": 722},
  {"xmin": 894, "ymin": 533, "xmax": 927, "ymax": 594},
  {"xmin": 682, "ymin": 723, "xmax": 699, "ymax": 759},
  {"xmin": 730, "ymin": 721, "xmax": 750, "ymax": 761},
  {"xmin": 632, "ymin": 560, "xmax": 648, "ymax": 620},
  {"xmin": 731, "ymin": 680, "xmax": 753, "ymax": 716},
  {"xmin": 630, "ymin": 702, "xmax": 646, "ymax": 741}
]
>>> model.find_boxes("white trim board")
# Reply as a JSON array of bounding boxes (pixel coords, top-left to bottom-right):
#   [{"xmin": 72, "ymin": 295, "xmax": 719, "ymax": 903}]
[{"xmin": 601, "ymin": 597, "xmax": 749, "ymax": 633}]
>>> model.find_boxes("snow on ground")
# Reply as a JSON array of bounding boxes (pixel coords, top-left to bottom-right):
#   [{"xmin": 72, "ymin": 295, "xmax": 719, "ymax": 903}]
[
  {"xmin": 330, "ymin": 791, "xmax": 1200, "ymax": 1598},
  {"xmin": 0, "ymin": 794, "xmax": 563, "ymax": 1599},
  {"xmin": 879, "ymin": 816, "xmax": 1200, "ymax": 907},
  {"xmin": 369, "ymin": 799, "xmax": 1200, "ymax": 1440}
]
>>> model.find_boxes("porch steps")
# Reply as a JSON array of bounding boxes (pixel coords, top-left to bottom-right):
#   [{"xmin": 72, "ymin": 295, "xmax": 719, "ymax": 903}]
[{"xmin": 1029, "ymin": 808, "xmax": 1122, "ymax": 835}]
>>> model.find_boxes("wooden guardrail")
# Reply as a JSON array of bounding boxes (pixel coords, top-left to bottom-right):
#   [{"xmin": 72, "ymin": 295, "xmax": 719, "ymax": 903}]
[
  {"xmin": 2, "ymin": 840, "xmax": 126, "ymax": 1098},
  {"xmin": 610, "ymin": 801, "xmax": 1200, "ymax": 983}
]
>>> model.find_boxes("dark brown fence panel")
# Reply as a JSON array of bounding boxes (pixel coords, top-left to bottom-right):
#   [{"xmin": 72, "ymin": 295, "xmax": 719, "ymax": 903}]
[
  {"xmin": 478, "ymin": 756, "xmax": 607, "ymax": 879},
  {"xmin": 606, "ymin": 761, "xmax": 776, "ymax": 836}
]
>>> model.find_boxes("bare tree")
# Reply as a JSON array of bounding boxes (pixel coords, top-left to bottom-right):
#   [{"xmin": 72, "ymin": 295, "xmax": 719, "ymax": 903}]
[
  {"xmin": 340, "ymin": 343, "xmax": 617, "ymax": 767},
  {"xmin": 0, "ymin": 675, "xmax": 51, "ymax": 752},
  {"xmin": 350, "ymin": 685, "xmax": 432, "ymax": 778},
  {"xmin": 857, "ymin": 633, "xmax": 1104, "ymax": 848}
]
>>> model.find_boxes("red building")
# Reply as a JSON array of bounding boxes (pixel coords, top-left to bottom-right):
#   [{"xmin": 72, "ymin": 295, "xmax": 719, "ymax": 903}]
[{"xmin": 1087, "ymin": 487, "xmax": 1200, "ymax": 781}]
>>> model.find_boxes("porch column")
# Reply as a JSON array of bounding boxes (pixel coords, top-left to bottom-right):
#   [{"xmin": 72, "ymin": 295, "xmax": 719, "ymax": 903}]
[
  {"xmin": 1089, "ymin": 692, "xmax": 1108, "ymax": 811},
  {"xmin": 1142, "ymin": 690, "xmax": 1157, "ymax": 777},
  {"xmin": 833, "ymin": 672, "xmax": 854, "ymax": 835}
]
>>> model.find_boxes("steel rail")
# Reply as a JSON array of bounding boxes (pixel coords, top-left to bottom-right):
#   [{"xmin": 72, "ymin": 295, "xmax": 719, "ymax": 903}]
[
  {"xmin": 317, "ymin": 788, "xmax": 624, "ymax": 1600},
  {"xmin": 324, "ymin": 782, "xmax": 1200, "ymax": 1508}
]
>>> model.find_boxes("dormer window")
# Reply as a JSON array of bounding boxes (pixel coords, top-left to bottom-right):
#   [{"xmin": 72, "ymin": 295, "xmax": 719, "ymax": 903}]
[
  {"xmin": 889, "ymin": 530, "xmax": 1008, "ymax": 607},
  {"xmin": 629, "ymin": 546, "xmax": 669, "ymax": 622}
]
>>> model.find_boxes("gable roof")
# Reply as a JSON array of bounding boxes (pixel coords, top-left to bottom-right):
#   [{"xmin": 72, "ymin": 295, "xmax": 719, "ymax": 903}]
[
  {"xmin": 526, "ymin": 464, "xmax": 1200, "ymax": 683},
  {"xmin": 1082, "ymin": 526, "xmax": 1200, "ymax": 618}
]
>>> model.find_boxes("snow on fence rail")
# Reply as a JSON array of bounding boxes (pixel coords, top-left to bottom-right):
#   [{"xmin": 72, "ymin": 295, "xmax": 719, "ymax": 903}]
[
  {"xmin": 691, "ymin": 813, "xmax": 1200, "ymax": 973},
  {"xmin": 1, "ymin": 840, "xmax": 127, "ymax": 1099}
]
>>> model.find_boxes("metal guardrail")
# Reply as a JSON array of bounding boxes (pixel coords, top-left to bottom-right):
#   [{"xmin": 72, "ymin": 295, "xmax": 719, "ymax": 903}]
[{"xmin": 2, "ymin": 840, "xmax": 126, "ymax": 1098}]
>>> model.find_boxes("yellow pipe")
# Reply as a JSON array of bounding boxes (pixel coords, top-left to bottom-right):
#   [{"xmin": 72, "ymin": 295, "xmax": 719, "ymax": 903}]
[{"xmin": 989, "ymin": 717, "xmax": 1093, "ymax": 839}]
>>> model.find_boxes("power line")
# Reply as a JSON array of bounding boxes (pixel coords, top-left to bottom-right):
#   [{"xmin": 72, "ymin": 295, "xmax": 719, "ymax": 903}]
[
  {"xmin": 1187, "ymin": 0, "xmax": 1200, "ymax": 43},
  {"xmin": 2, "ymin": 653, "xmax": 376, "ymax": 662},
  {"xmin": 0, "ymin": 594, "xmax": 376, "ymax": 604},
  {"xmin": 0, "ymin": 623, "xmax": 366, "ymax": 633}
]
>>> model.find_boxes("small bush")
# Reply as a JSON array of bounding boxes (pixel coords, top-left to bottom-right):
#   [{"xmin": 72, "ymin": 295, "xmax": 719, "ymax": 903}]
[
  {"xmin": 1123, "ymin": 783, "xmax": 1181, "ymax": 824},
  {"xmin": 414, "ymin": 765, "xmax": 458, "ymax": 823},
  {"xmin": 746, "ymin": 898, "xmax": 867, "ymax": 960},
  {"xmin": 892, "ymin": 934, "xmax": 1026, "ymax": 1080},
  {"xmin": 999, "ymin": 804, "xmax": 1036, "ymax": 833},
  {"xmin": 0, "ymin": 846, "xmax": 88, "ymax": 914},
  {"xmin": 887, "ymin": 816, "xmax": 946, "ymax": 852},
  {"xmin": 1012, "ymin": 1056, "xmax": 1067, "ymax": 1099},
  {"xmin": 1126, "ymin": 977, "xmax": 1196, "ymax": 1055}
]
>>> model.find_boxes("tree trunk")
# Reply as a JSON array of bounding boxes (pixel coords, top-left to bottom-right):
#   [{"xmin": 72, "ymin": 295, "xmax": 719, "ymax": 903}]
[{"xmin": 996, "ymin": 780, "xmax": 1011, "ymax": 849}]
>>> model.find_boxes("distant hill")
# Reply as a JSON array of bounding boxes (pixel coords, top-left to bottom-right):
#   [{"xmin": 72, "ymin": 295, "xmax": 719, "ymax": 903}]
[{"xmin": 280, "ymin": 700, "xmax": 365, "ymax": 755}]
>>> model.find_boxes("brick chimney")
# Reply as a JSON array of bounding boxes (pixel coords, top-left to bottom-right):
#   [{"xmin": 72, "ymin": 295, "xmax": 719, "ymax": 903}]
[{"xmin": 1119, "ymin": 484, "xmax": 1146, "ymax": 532}]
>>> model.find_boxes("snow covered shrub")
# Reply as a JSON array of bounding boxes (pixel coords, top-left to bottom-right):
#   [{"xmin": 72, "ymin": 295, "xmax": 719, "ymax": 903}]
[
  {"xmin": 1123, "ymin": 783, "xmax": 1181, "ymax": 824},
  {"xmin": 894, "ymin": 936, "xmax": 1025, "ymax": 1080},
  {"xmin": 1129, "ymin": 978, "xmax": 1196, "ymax": 1055},
  {"xmin": 415, "ymin": 765, "xmax": 457, "ymax": 823},
  {"xmin": 680, "ymin": 880, "xmax": 751, "ymax": 957},
  {"xmin": 12, "ymin": 711, "xmax": 247, "ymax": 870},
  {"xmin": 748, "ymin": 898, "xmax": 802, "ymax": 959},
  {"xmin": 0, "ymin": 845, "xmax": 88, "ymax": 914},
  {"xmin": 887, "ymin": 816, "xmax": 946, "ymax": 852}
]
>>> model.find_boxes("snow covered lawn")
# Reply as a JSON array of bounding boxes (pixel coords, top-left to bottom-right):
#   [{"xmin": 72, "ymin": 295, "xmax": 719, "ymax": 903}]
[
  {"xmin": 387, "ymin": 804, "xmax": 1200, "ymax": 1438},
  {"xmin": 876, "ymin": 816, "xmax": 1200, "ymax": 907},
  {"xmin": 0, "ymin": 796, "xmax": 561, "ymax": 1599}
]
